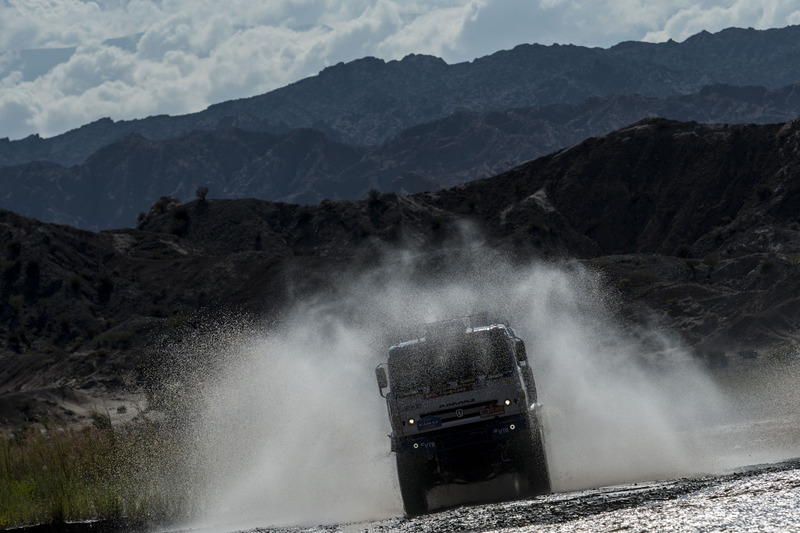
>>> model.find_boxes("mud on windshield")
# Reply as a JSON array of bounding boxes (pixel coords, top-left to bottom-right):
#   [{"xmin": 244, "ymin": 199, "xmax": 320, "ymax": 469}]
[{"xmin": 388, "ymin": 328, "xmax": 514, "ymax": 394}]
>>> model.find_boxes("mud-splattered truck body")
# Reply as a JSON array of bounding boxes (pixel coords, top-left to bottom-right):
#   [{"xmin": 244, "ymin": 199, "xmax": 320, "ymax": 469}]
[{"xmin": 375, "ymin": 313, "xmax": 550, "ymax": 516}]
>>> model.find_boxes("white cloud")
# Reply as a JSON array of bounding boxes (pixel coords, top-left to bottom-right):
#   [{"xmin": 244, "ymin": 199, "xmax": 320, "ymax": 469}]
[
  {"xmin": 0, "ymin": 0, "xmax": 799, "ymax": 140},
  {"xmin": 643, "ymin": 0, "xmax": 800, "ymax": 43}
]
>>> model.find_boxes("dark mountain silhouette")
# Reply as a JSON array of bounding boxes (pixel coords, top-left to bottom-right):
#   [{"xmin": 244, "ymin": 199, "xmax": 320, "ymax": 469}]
[
  {"xmin": 3, "ymin": 81, "xmax": 800, "ymax": 231},
  {"xmin": 2, "ymin": 117, "xmax": 800, "ymax": 426},
  {"xmin": 3, "ymin": 25, "xmax": 800, "ymax": 168}
]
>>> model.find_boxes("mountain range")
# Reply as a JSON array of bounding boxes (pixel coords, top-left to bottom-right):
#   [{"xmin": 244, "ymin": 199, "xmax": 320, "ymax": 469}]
[
  {"xmin": 2, "ymin": 26, "xmax": 800, "ymax": 230},
  {"xmin": 3, "ymin": 116, "xmax": 800, "ymax": 426},
  {"xmin": 3, "ymin": 26, "xmax": 800, "ymax": 427}
]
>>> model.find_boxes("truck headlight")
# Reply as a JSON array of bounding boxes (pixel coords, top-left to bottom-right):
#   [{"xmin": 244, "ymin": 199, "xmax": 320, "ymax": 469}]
[
  {"xmin": 408, "ymin": 418, "xmax": 416, "ymax": 425},
  {"xmin": 504, "ymin": 399, "xmax": 512, "ymax": 406}
]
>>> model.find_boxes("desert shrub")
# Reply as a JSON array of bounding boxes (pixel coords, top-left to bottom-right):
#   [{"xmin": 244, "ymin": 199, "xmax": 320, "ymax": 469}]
[
  {"xmin": 147, "ymin": 305, "xmax": 166, "ymax": 318},
  {"xmin": 94, "ymin": 273, "xmax": 114, "ymax": 303},
  {"xmin": 172, "ymin": 204, "xmax": 189, "ymax": 220},
  {"xmin": 754, "ymin": 184, "xmax": 773, "ymax": 201},
  {"xmin": 6, "ymin": 239, "xmax": 21, "ymax": 256},
  {"xmin": 150, "ymin": 196, "xmax": 176, "ymax": 215},
  {"xmin": 101, "ymin": 330, "xmax": 133, "ymax": 349},
  {"xmin": 512, "ymin": 177, "xmax": 527, "ymax": 196},
  {"xmin": 385, "ymin": 223, "xmax": 401, "ymax": 241},
  {"xmin": 702, "ymin": 313, "xmax": 719, "ymax": 332},
  {"xmin": 357, "ymin": 223, "xmax": 372, "ymax": 238},
  {"xmin": 673, "ymin": 243, "xmax": 692, "ymax": 258},
  {"xmin": 8, "ymin": 294, "xmax": 23, "ymax": 311},
  {"xmin": 66, "ymin": 273, "xmax": 82, "ymax": 292},
  {"xmin": 5, "ymin": 327, "xmax": 27, "ymax": 352},
  {"xmin": 67, "ymin": 336, "xmax": 85, "ymax": 351},
  {"xmin": 24, "ymin": 260, "xmax": 40, "ymax": 279},
  {"xmin": 296, "ymin": 207, "xmax": 313, "ymax": 224},
  {"xmin": 464, "ymin": 192, "xmax": 481, "ymax": 212},
  {"xmin": 526, "ymin": 213, "xmax": 551, "ymax": 235},
  {"xmin": 738, "ymin": 349, "xmax": 758, "ymax": 360},
  {"xmin": 94, "ymin": 347, "xmax": 111, "ymax": 358},
  {"xmin": 56, "ymin": 313, "xmax": 72, "ymax": 333},
  {"xmin": 368, "ymin": 188, "xmax": 382, "ymax": 206},
  {"xmin": 704, "ymin": 348, "xmax": 728, "ymax": 368},
  {"xmin": 169, "ymin": 219, "xmax": 188, "ymax": 236},
  {"xmin": 166, "ymin": 313, "xmax": 191, "ymax": 328},
  {"xmin": 1, "ymin": 260, "xmax": 20, "ymax": 279},
  {"xmin": 666, "ymin": 298, "xmax": 680, "ymax": 316}
]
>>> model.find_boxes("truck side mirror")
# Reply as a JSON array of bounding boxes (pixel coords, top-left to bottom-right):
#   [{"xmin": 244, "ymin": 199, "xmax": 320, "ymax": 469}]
[
  {"xmin": 515, "ymin": 339, "xmax": 527, "ymax": 362},
  {"xmin": 376, "ymin": 366, "xmax": 388, "ymax": 397}
]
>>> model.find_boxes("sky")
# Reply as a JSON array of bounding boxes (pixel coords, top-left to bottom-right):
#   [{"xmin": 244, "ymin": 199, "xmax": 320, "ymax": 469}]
[{"xmin": 1, "ymin": 0, "xmax": 800, "ymax": 141}]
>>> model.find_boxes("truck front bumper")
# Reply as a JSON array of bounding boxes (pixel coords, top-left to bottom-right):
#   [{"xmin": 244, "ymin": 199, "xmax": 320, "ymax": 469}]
[{"xmin": 392, "ymin": 413, "xmax": 530, "ymax": 455}]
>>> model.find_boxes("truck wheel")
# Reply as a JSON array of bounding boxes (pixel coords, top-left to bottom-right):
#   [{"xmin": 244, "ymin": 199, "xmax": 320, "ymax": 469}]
[
  {"xmin": 396, "ymin": 453, "xmax": 429, "ymax": 516},
  {"xmin": 514, "ymin": 420, "xmax": 551, "ymax": 496}
]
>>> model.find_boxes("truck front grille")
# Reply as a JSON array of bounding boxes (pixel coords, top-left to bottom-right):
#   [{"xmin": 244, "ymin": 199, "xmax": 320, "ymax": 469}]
[{"xmin": 421, "ymin": 400, "xmax": 501, "ymax": 425}]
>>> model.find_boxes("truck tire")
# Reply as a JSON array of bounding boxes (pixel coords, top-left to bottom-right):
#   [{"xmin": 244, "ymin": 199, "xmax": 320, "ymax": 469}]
[
  {"xmin": 514, "ymin": 419, "xmax": 551, "ymax": 496},
  {"xmin": 396, "ymin": 453, "xmax": 429, "ymax": 516}
]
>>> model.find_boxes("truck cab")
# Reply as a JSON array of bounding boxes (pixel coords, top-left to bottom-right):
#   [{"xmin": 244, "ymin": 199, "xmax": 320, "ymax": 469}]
[{"xmin": 376, "ymin": 313, "xmax": 550, "ymax": 516}]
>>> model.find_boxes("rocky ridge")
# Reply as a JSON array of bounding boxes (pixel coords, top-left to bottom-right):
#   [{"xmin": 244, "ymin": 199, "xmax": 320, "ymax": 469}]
[
  {"xmin": 2, "ymin": 118, "xmax": 800, "ymax": 426},
  {"xmin": 2, "ymin": 82, "xmax": 800, "ymax": 231},
  {"xmin": 3, "ymin": 25, "xmax": 800, "ymax": 168}
]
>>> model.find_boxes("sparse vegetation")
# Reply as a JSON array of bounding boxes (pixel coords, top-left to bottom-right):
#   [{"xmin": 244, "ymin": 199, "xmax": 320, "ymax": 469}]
[
  {"xmin": 673, "ymin": 242, "xmax": 692, "ymax": 258},
  {"xmin": 147, "ymin": 304, "xmax": 166, "ymax": 318},
  {"xmin": 368, "ymin": 188, "xmax": 382, "ymax": 207},
  {"xmin": 100, "ymin": 330, "xmax": 133, "ymax": 349},
  {"xmin": 66, "ymin": 273, "xmax": 82, "ymax": 292},
  {"xmin": 0, "ymin": 417, "xmax": 200, "ymax": 529},
  {"xmin": 7, "ymin": 294, "xmax": 23, "ymax": 312},
  {"xmin": 464, "ymin": 192, "xmax": 481, "ymax": 212},
  {"xmin": 526, "ymin": 213, "xmax": 551, "ymax": 235},
  {"xmin": 1, "ymin": 260, "xmax": 20, "ymax": 279},
  {"xmin": 754, "ymin": 183, "xmax": 773, "ymax": 201},
  {"xmin": 6, "ymin": 239, "xmax": 22, "ymax": 256},
  {"xmin": 56, "ymin": 312, "xmax": 73, "ymax": 333}
]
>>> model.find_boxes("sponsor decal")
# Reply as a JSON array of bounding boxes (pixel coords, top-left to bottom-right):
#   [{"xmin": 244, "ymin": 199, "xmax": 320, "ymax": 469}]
[
  {"xmin": 480, "ymin": 404, "xmax": 505, "ymax": 418},
  {"xmin": 424, "ymin": 382, "xmax": 485, "ymax": 399},
  {"xmin": 417, "ymin": 416, "xmax": 442, "ymax": 430},
  {"xmin": 438, "ymin": 398, "xmax": 476, "ymax": 409}
]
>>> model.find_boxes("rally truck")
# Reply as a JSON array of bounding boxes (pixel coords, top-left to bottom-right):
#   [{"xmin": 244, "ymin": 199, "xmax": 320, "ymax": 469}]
[{"xmin": 375, "ymin": 313, "xmax": 550, "ymax": 516}]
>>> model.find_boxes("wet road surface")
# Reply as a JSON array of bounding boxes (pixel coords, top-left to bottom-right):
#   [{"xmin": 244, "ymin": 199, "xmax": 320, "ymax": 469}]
[{"xmin": 201, "ymin": 458, "xmax": 800, "ymax": 533}]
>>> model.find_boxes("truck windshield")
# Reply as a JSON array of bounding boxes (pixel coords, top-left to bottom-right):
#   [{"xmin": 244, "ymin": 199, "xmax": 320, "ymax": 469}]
[{"xmin": 388, "ymin": 328, "xmax": 513, "ymax": 393}]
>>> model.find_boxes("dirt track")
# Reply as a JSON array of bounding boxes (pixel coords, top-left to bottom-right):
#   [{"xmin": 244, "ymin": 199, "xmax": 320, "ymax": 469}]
[{"xmin": 232, "ymin": 458, "xmax": 800, "ymax": 533}]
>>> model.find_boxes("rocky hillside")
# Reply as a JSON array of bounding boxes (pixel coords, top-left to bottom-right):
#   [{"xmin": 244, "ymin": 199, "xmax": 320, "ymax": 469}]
[
  {"xmin": 3, "ymin": 82, "xmax": 800, "ymax": 231},
  {"xmin": 2, "ymin": 117, "xmax": 800, "ymax": 427},
  {"xmin": 3, "ymin": 25, "xmax": 800, "ymax": 168}
]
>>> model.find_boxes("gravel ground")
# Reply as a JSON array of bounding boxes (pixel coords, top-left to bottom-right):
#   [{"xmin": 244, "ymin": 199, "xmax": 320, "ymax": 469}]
[{"xmin": 232, "ymin": 458, "xmax": 800, "ymax": 533}]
